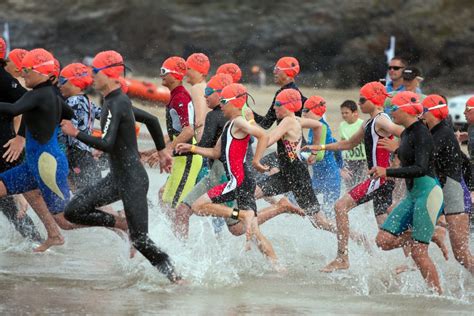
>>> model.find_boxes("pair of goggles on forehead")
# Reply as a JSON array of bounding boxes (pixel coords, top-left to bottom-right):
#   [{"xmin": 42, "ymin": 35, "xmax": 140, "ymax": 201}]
[
  {"xmin": 21, "ymin": 60, "xmax": 55, "ymax": 74},
  {"xmin": 92, "ymin": 62, "xmax": 129, "ymax": 75},
  {"xmin": 390, "ymin": 103, "xmax": 447, "ymax": 113},
  {"xmin": 273, "ymin": 65, "xmax": 296, "ymax": 73},
  {"xmin": 219, "ymin": 92, "xmax": 256, "ymax": 105},
  {"xmin": 58, "ymin": 71, "xmax": 90, "ymax": 86},
  {"xmin": 302, "ymin": 100, "xmax": 326, "ymax": 113},
  {"xmin": 160, "ymin": 67, "xmax": 183, "ymax": 77}
]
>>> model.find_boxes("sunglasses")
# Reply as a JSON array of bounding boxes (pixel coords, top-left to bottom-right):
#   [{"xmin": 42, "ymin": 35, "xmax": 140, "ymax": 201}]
[
  {"xmin": 359, "ymin": 97, "xmax": 368, "ymax": 104},
  {"xmin": 388, "ymin": 66, "xmax": 404, "ymax": 71},
  {"xmin": 204, "ymin": 86, "xmax": 222, "ymax": 97},
  {"xmin": 21, "ymin": 60, "xmax": 55, "ymax": 74},
  {"xmin": 92, "ymin": 62, "xmax": 125, "ymax": 75},
  {"xmin": 220, "ymin": 93, "xmax": 247, "ymax": 105},
  {"xmin": 58, "ymin": 72, "xmax": 90, "ymax": 86},
  {"xmin": 422, "ymin": 103, "xmax": 447, "ymax": 114}
]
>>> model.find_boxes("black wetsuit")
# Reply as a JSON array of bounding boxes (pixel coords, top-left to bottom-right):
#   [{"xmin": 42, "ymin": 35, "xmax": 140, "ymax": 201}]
[
  {"xmin": 63, "ymin": 88, "xmax": 179, "ymax": 282},
  {"xmin": 387, "ymin": 120, "xmax": 436, "ymax": 189},
  {"xmin": 197, "ymin": 106, "xmax": 228, "ymax": 166}
]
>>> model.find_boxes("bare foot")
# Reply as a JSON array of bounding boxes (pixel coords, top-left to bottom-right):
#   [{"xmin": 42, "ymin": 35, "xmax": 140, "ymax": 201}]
[
  {"xmin": 33, "ymin": 235, "xmax": 65, "ymax": 252},
  {"xmin": 277, "ymin": 197, "xmax": 305, "ymax": 216},
  {"xmin": 320, "ymin": 256, "xmax": 349, "ymax": 273},
  {"xmin": 395, "ymin": 264, "xmax": 409, "ymax": 274},
  {"xmin": 432, "ymin": 226, "xmax": 449, "ymax": 260}
]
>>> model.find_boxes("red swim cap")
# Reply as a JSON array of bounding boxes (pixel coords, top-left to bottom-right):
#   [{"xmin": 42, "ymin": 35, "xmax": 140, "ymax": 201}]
[
  {"xmin": 207, "ymin": 73, "xmax": 233, "ymax": 94},
  {"xmin": 92, "ymin": 50, "xmax": 125, "ymax": 79},
  {"xmin": 275, "ymin": 89, "xmax": 302, "ymax": 113},
  {"xmin": 360, "ymin": 81, "xmax": 389, "ymax": 107},
  {"xmin": 8, "ymin": 49, "xmax": 28, "ymax": 71},
  {"xmin": 53, "ymin": 58, "xmax": 60, "ymax": 78},
  {"xmin": 422, "ymin": 94, "xmax": 448, "ymax": 120},
  {"xmin": 60, "ymin": 63, "xmax": 93, "ymax": 90},
  {"xmin": 161, "ymin": 56, "xmax": 187, "ymax": 81},
  {"xmin": 0, "ymin": 38, "xmax": 5, "ymax": 59},
  {"xmin": 21, "ymin": 48, "xmax": 56, "ymax": 76},
  {"xmin": 467, "ymin": 96, "xmax": 474, "ymax": 108},
  {"xmin": 275, "ymin": 57, "xmax": 300, "ymax": 78},
  {"xmin": 186, "ymin": 53, "xmax": 210, "ymax": 75},
  {"xmin": 216, "ymin": 63, "xmax": 242, "ymax": 83},
  {"xmin": 391, "ymin": 91, "xmax": 422, "ymax": 115},
  {"xmin": 304, "ymin": 95, "xmax": 327, "ymax": 116},
  {"xmin": 220, "ymin": 83, "xmax": 247, "ymax": 109}
]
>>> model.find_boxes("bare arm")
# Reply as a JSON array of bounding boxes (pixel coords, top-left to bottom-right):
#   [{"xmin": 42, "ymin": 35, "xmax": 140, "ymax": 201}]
[
  {"xmin": 169, "ymin": 126, "xmax": 194, "ymax": 150},
  {"xmin": 234, "ymin": 117, "xmax": 269, "ymax": 171},
  {"xmin": 175, "ymin": 136, "xmax": 222, "ymax": 160},
  {"xmin": 267, "ymin": 117, "xmax": 293, "ymax": 147},
  {"xmin": 376, "ymin": 115, "xmax": 404, "ymax": 137},
  {"xmin": 190, "ymin": 85, "xmax": 207, "ymax": 142}
]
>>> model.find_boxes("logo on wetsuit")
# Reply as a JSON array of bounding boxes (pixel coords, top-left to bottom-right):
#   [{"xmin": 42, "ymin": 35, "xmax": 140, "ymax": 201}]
[{"xmin": 102, "ymin": 111, "xmax": 112, "ymax": 139}]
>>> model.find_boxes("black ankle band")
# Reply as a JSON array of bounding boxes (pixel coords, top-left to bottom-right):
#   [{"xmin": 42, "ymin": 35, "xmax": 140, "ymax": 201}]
[{"xmin": 231, "ymin": 208, "xmax": 240, "ymax": 220}]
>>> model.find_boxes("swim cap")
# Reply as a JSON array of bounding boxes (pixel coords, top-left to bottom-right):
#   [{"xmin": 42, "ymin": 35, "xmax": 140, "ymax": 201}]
[
  {"xmin": 7, "ymin": 49, "xmax": 28, "ymax": 71},
  {"xmin": 220, "ymin": 83, "xmax": 247, "ymax": 109},
  {"xmin": 206, "ymin": 73, "xmax": 233, "ymax": 96},
  {"xmin": 304, "ymin": 95, "xmax": 327, "ymax": 116},
  {"xmin": 161, "ymin": 56, "xmax": 187, "ymax": 81},
  {"xmin": 391, "ymin": 91, "xmax": 422, "ymax": 115},
  {"xmin": 216, "ymin": 63, "xmax": 242, "ymax": 83},
  {"xmin": 422, "ymin": 94, "xmax": 448, "ymax": 120},
  {"xmin": 275, "ymin": 57, "xmax": 300, "ymax": 78},
  {"xmin": 467, "ymin": 96, "xmax": 474, "ymax": 107},
  {"xmin": 0, "ymin": 38, "xmax": 5, "ymax": 59},
  {"xmin": 275, "ymin": 89, "xmax": 302, "ymax": 113},
  {"xmin": 360, "ymin": 81, "xmax": 389, "ymax": 107},
  {"xmin": 21, "ymin": 48, "xmax": 56, "ymax": 76},
  {"xmin": 53, "ymin": 58, "xmax": 60, "ymax": 78},
  {"xmin": 186, "ymin": 53, "xmax": 210, "ymax": 75},
  {"xmin": 92, "ymin": 50, "xmax": 124, "ymax": 79},
  {"xmin": 60, "ymin": 63, "xmax": 93, "ymax": 90}
]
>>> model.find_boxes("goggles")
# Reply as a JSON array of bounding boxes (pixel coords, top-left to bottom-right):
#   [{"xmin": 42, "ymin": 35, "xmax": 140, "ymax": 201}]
[
  {"xmin": 92, "ymin": 62, "xmax": 126, "ymax": 75},
  {"xmin": 204, "ymin": 86, "xmax": 222, "ymax": 97},
  {"xmin": 390, "ymin": 103, "xmax": 421, "ymax": 112},
  {"xmin": 303, "ymin": 100, "xmax": 326, "ymax": 113},
  {"xmin": 58, "ymin": 72, "xmax": 89, "ymax": 86},
  {"xmin": 21, "ymin": 60, "xmax": 55, "ymax": 75},
  {"xmin": 274, "ymin": 99, "xmax": 301, "ymax": 108},
  {"xmin": 422, "ymin": 103, "xmax": 447, "ymax": 114},
  {"xmin": 160, "ymin": 67, "xmax": 181, "ymax": 77},
  {"xmin": 220, "ymin": 93, "xmax": 247, "ymax": 105}
]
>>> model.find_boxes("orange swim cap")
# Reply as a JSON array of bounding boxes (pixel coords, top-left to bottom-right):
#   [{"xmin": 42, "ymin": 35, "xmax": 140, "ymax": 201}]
[
  {"xmin": 275, "ymin": 89, "xmax": 302, "ymax": 113},
  {"xmin": 360, "ymin": 81, "xmax": 389, "ymax": 107},
  {"xmin": 220, "ymin": 83, "xmax": 247, "ymax": 109},
  {"xmin": 92, "ymin": 50, "xmax": 125, "ymax": 79},
  {"xmin": 53, "ymin": 58, "xmax": 61, "ymax": 78},
  {"xmin": 422, "ymin": 94, "xmax": 448, "ymax": 120},
  {"xmin": 391, "ymin": 91, "xmax": 422, "ymax": 115},
  {"xmin": 60, "ymin": 63, "xmax": 93, "ymax": 90},
  {"xmin": 304, "ymin": 96, "xmax": 327, "ymax": 116},
  {"xmin": 0, "ymin": 38, "xmax": 5, "ymax": 59},
  {"xmin": 467, "ymin": 96, "xmax": 474, "ymax": 107},
  {"xmin": 8, "ymin": 49, "xmax": 28, "ymax": 71},
  {"xmin": 186, "ymin": 53, "xmax": 210, "ymax": 75},
  {"xmin": 207, "ymin": 73, "xmax": 233, "ymax": 96},
  {"xmin": 275, "ymin": 57, "xmax": 300, "ymax": 78},
  {"xmin": 161, "ymin": 56, "xmax": 187, "ymax": 81},
  {"xmin": 216, "ymin": 63, "xmax": 242, "ymax": 83},
  {"xmin": 21, "ymin": 48, "xmax": 56, "ymax": 76}
]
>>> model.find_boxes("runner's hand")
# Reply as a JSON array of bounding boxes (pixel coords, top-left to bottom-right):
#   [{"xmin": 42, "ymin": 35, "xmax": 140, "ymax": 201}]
[
  {"xmin": 244, "ymin": 107, "xmax": 254, "ymax": 121},
  {"xmin": 455, "ymin": 131, "xmax": 468, "ymax": 143},
  {"xmin": 60, "ymin": 119, "xmax": 79, "ymax": 137},
  {"xmin": 301, "ymin": 144, "xmax": 321, "ymax": 152},
  {"xmin": 2, "ymin": 135, "xmax": 25, "ymax": 162},
  {"xmin": 252, "ymin": 160, "xmax": 270, "ymax": 173},
  {"xmin": 307, "ymin": 154, "xmax": 316, "ymax": 165},
  {"xmin": 175, "ymin": 143, "xmax": 192, "ymax": 154},
  {"xmin": 368, "ymin": 166, "xmax": 386, "ymax": 178},
  {"xmin": 157, "ymin": 149, "xmax": 173, "ymax": 173},
  {"xmin": 377, "ymin": 138, "xmax": 399, "ymax": 152},
  {"xmin": 340, "ymin": 167, "xmax": 353, "ymax": 180}
]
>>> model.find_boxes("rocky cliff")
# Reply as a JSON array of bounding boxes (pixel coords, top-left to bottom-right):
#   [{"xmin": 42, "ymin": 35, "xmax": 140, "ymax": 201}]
[{"xmin": 1, "ymin": 0, "xmax": 473, "ymax": 93}]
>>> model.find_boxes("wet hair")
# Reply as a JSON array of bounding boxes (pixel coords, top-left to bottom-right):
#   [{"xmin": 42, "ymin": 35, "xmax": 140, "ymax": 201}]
[
  {"xmin": 391, "ymin": 56, "xmax": 408, "ymax": 67},
  {"xmin": 340, "ymin": 100, "xmax": 358, "ymax": 112}
]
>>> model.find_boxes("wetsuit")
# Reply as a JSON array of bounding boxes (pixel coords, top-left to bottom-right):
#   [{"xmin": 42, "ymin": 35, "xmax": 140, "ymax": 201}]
[
  {"xmin": 339, "ymin": 118, "xmax": 367, "ymax": 189},
  {"xmin": 62, "ymin": 94, "xmax": 102, "ymax": 190},
  {"xmin": 0, "ymin": 80, "xmax": 73, "ymax": 214},
  {"xmin": 259, "ymin": 124, "xmax": 321, "ymax": 215},
  {"xmin": 306, "ymin": 118, "xmax": 342, "ymax": 212},
  {"xmin": 430, "ymin": 120, "xmax": 471, "ymax": 215},
  {"xmin": 63, "ymin": 88, "xmax": 179, "ymax": 282},
  {"xmin": 348, "ymin": 112, "xmax": 394, "ymax": 216},
  {"xmin": 207, "ymin": 120, "xmax": 256, "ymax": 222},
  {"xmin": 382, "ymin": 120, "xmax": 443, "ymax": 244},
  {"xmin": 0, "ymin": 67, "xmax": 42, "ymax": 241},
  {"xmin": 162, "ymin": 85, "xmax": 202, "ymax": 208}
]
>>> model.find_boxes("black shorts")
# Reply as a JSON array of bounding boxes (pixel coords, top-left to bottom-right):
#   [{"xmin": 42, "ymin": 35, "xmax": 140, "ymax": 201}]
[{"xmin": 210, "ymin": 171, "xmax": 257, "ymax": 212}]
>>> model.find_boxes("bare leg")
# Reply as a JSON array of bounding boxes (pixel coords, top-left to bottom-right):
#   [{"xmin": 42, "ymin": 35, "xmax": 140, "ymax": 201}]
[
  {"xmin": 174, "ymin": 203, "xmax": 192, "ymax": 239},
  {"xmin": 446, "ymin": 213, "xmax": 474, "ymax": 274},
  {"xmin": 21, "ymin": 189, "xmax": 64, "ymax": 252},
  {"xmin": 257, "ymin": 197, "xmax": 305, "ymax": 225},
  {"xmin": 431, "ymin": 225, "xmax": 449, "ymax": 260},
  {"xmin": 411, "ymin": 242, "xmax": 442, "ymax": 294}
]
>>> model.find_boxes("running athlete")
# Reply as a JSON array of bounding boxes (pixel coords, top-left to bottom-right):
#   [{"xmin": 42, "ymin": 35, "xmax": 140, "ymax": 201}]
[
  {"xmin": 186, "ymin": 53, "xmax": 210, "ymax": 142},
  {"xmin": 373, "ymin": 91, "xmax": 444, "ymax": 294},
  {"xmin": 176, "ymin": 83, "xmax": 283, "ymax": 269},
  {"xmin": 0, "ymin": 43, "xmax": 42, "ymax": 243},
  {"xmin": 58, "ymin": 63, "xmax": 102, "ymax": 190},
  {"xmin": 304, "ymin": 82, "xmax": 404, "ymax": 272},
  {"xmin": 216, "ymin": 63, "xmax": 242, "ymax": 83},
  {"xmin": 159, "ymin": 56, "xmax": 202, "ymax": 213},
  {"xmin": 339, "ymin": 100, "xmax": 367, "ymax": 189},
  {"xmin": 61, "ymin": 50, "xmax": 180, "ymax": 283},
  {"xmin": 303, "ymin": 96, "xmax": 343, "ymax": 216},
  {"xmin": 422, "ymin": 95, "xmax": 473, "ymax": 274},
  {"xmin": 0, "ymin": 48, "xmax": 74, "ymax": 251}
]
